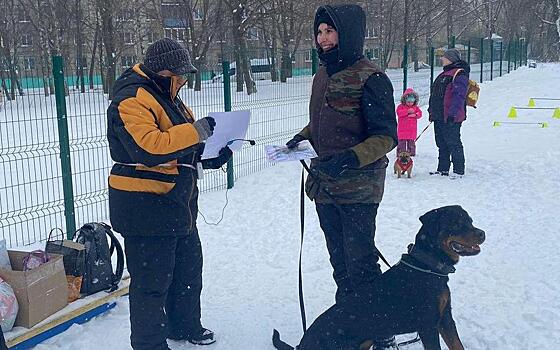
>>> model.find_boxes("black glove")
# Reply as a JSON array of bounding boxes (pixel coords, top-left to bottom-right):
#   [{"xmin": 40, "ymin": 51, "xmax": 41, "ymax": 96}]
[
  {"xmin": 193, "ymin": 117, "xmax": 216, "ymax": 141},
  {"xmin": 201, "ymin": 146, "xmax": 233, "ymax": 169},
  {"xmin": 312, "ymin": 150, "xmax": 360, "ymax": 178},
  {"xmin": 286, "ymin": 134, "xmax": 306, "ymax": 149}
]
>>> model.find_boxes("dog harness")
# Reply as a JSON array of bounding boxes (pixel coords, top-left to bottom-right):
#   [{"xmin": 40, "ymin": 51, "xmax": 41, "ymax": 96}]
[{"xmin": 396, "ymin": 158, "xmax": 413, "ymax": 172}]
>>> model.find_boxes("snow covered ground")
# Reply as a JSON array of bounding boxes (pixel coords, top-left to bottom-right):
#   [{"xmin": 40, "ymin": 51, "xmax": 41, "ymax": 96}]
[{"xmin": 18, "ymin": 63, "xmax": 560, "ymax": 349}]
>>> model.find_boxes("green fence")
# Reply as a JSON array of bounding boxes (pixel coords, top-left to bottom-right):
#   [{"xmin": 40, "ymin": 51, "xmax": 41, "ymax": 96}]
[{"xmin": 0, "ymin": 40, "xmax": 526, "ymax": 247}]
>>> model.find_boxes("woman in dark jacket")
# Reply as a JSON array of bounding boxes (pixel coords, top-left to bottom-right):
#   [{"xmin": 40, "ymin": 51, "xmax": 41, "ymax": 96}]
[
  {"xmin": 286, "ymin": 4, "xmax": 397, "ymax": 303},
  {"xmin": 107, "ymin": 38, "xmax": 231, "ymax": 350},
  {"xmin": 428, "ymin": 48, "xmax": 470, "ymax": 178}
]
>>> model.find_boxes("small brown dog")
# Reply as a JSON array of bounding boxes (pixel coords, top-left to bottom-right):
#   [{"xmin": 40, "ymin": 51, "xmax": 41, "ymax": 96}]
[{"xmin": 393, "ymin": 151, "xmax": 413, "ymax": 178}]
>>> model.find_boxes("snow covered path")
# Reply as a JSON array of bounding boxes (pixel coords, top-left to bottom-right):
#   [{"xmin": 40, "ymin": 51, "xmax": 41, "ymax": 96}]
[{"xmin": 33, "ymin": 64, "xmax": 560, "ymax": 349}]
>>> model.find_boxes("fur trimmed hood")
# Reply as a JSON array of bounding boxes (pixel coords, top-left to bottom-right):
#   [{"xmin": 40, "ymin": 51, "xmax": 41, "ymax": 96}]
[{"xmin": 401, "ymin": 88, "xmax": 419, "ymax": 105}]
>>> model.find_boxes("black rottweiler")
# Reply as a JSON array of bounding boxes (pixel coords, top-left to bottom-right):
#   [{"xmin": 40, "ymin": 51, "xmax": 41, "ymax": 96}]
[{"xmin": 273, "ymin": 205, "xmax": 485, "ymax": 350}]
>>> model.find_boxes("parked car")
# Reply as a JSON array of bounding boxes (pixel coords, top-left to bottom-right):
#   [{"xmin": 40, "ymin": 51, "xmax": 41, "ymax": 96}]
[
  {"xmin": 211, "ymin": 59, "xmax": 272, "ymax": 83},
  {"xmin": 528, "ymin": 60, "xmax": 537, "ymax": 68}
]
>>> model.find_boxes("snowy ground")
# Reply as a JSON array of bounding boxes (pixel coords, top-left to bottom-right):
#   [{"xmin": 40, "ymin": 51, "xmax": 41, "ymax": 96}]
[{"xmin": 14, "ymin": 63, "xmax": 560, "ymax": 349}]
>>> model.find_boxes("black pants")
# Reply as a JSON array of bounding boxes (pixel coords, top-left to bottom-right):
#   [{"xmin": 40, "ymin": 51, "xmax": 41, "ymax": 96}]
[
  {"xmin": 0, "ymin": 328, "xmax": 7, "ymax": 350},
  {"xmin": 434, "ymin": 120, "xmax": 465, "ymax": 174},
  {"xmin": 125, "ymin": 233, "xmax": 203, "ymax": 350},
  {"xmin": 315, "ymin": 203, "xmax": 381, "ymax": 303}
]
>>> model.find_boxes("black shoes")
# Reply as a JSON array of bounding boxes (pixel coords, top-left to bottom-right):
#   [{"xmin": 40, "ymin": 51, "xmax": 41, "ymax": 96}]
[
  {"xmin": 429, "ymin": 170, "xmax": 449, "ymax": 176},
  {"xmin": 168, "ymin": 327, "xmax": 216, "ymax": 346}
]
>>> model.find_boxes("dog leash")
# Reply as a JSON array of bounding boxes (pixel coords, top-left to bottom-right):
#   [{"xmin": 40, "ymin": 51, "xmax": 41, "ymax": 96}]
[
  {"xmin": 299, "ymin": 160, "xmax": 392, "ymax": 267},
  {"xmin": 298, "ymin": 168, "xmax": 307, "ymax": 332},
  {"xmin": 415, "ymin": 121, "xmax": 433, "ymax": 142},
  {"xmin": 296, "ymin": 160, "xmax": 392, "ymax": 333}
]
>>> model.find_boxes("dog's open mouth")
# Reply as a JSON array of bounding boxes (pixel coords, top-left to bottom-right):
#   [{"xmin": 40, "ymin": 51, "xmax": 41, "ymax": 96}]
[{"xmin": 450, "ymin": 241, "xmax": 481, "ymax": 255}]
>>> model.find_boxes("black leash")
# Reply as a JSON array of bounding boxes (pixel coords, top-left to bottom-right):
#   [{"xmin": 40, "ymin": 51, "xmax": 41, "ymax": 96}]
[
  {"xmin": 298, "ymin": 168, "xmax": 307, "ymax": 332},
  {"xmin": 296, "ymin": 160, "xmax": 392, "ymax": 333},
  {"xmin": 414, "ymin": 121, "xmax": 432, "ymax": 142},
  {"xmin": 299, "ymin": 160, "xmax": 392, "ymax": 267}
]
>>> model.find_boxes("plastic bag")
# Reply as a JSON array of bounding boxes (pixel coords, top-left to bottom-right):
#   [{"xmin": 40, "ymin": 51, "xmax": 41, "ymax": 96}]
[
  {"xmin": 0, "ymin": 277, "xmax": 18, "ymax": 332},
  {"xmin": 0, "ymin": 240, "xmax": 10, "ymax": 270},
  {"xmin": 22, "ymin": 250, "xmax": 49, "ymax": 271}
]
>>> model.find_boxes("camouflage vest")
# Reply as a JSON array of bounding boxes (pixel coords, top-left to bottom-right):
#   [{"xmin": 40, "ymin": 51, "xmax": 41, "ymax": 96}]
[
  {"xmin": 307, "ymin": 58, "xmax": 387, "ymax": 204},
  {"xmin": 309, "ymin": 58, "xmax": 383, "ymax": 157}
]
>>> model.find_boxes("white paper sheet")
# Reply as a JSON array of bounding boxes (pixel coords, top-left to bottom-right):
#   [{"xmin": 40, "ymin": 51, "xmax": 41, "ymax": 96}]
[
  {"xmin": 265, "ymin": 140, "xmax": 318, "ymax": 162},
  {"xmin": 201, "ymin": 110, "xmax": 251, "ymax": 159}
]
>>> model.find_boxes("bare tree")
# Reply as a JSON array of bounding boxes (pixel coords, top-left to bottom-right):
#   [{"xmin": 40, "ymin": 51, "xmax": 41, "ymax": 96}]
[
  {"xmin": 22, "ymin": 0, "xmax": 75, "ymax": 95},
  {"xmin": 0, "ymin": 0, "xmax": 25, "ymax": 99},
  {"xmin": 222, "ymin": 0, "xmax": 270, "ymax": 94},
  {"xmin": 173, "ymin": 0, "xmax": 222, "ymax": 91}
]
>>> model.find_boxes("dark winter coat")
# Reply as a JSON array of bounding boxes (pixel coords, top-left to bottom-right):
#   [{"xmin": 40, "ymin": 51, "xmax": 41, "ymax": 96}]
[
  {"xmin": 107, "ymin": 64, "xmax": 203, "ymax": 236},
  {"xmin": 428, "ymin": 60, "xmax": 470, "ymax": 123},
  {"xmin": 298, "ymin": 4, "xmax": 397, "ymax": 204}
]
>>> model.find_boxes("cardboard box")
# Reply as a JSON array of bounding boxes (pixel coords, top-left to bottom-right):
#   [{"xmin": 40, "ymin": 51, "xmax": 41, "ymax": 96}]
[{"xmin": 0, "ymin": 250, "xmax": 68, "ymax": 328}]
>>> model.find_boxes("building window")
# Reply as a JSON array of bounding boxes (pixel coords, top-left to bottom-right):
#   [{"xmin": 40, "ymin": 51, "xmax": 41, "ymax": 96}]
[
  {"xmin": 121, "ymin": 55, "xmax": 137, "ymax": 69},
  {"xmin": 164, "ymin": 28, "xmax": 186, "ymax": 42},
  {"xmin": 22, "ymin": 57, "xmax": 35, "ymax": 70},
  {"xmin": 20, "ymin": 34, "xmax": 32, "ymax": 47},
  {"xmin": 366, "ymin": 26, "xmax": 378, "ymax": 38},
  {"xmin": 246, "ymin": 27, "xmax": 259, "ymax": 41},
  {"xmin": 76, "ymin": 57, "xmax": 88, "ymax": 68},
  {"xmin": 373, "ymin": 48, "xmax": 381, "ymax": 59},
  {"xmin": 146, "ymin": 10, "xmax": 158, "ymax": 21},
  {"xmin": 117, "ymin": 9, "xmax": 134, "ymax": 22},
  {"xmin": 18, "ymin": 9, "xmax": 31, "ymax": 23},
  {"xmin": 193, "ymin": 8, "xmax": 204, "ymax": 20},
  {"xmin": 123, "ymin": 32, "xmax": 134, "ymax": 45},
  {"xmin": 146, "ymin": 32, "xmax": 156, "ymax": 44},
  {"xmin": 305, "ymin": 50, "xmax": 312, "ymax": 62}
]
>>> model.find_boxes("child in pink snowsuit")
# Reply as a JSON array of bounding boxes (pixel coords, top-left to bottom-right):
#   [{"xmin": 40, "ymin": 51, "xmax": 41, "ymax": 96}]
[{"xmin": 396, "ymin": 88, "xmax": 422, "ymax": 156}]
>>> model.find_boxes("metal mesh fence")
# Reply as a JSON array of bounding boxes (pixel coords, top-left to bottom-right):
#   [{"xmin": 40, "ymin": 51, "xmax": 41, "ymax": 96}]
[{"xmin": 0, "ymin": 40, "xmax": 524, "ymax": 247}]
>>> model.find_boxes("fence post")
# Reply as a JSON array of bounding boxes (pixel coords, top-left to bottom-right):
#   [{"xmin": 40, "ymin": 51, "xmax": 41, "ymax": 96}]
[
  {"xmin": 490, "ymin": 39, "xmax": 494, "ymax": 81},
  {"xmin": 499, "ymin": 41, "xmax": 503, "ymax": 77},
  {"xmin": 513, "ymin": 40, "xmax": 519, "ymax": 70},
  {"xmin": 403, "ymin": 41, "xmax": 408, "ymax": 93},
  {"xmin": 525, "ymin": 40, "xmax": 529, "ymax": 65},
  {"xmin": 507, "ymin": 41, "xmax": 511, "ymax": 73},
  {"xmin": 450, "ymin": 35, "xmax": 456, "ymax": 48},
  {"xmin": 480, "ymin": 38, "xmax": 484, "ymax": 83},
  {"xmin": 467, "ymin": 40, "xmax": 471, "ymax": 65},
  {"xmin": 52, "ymin": 56, "xmax": 76, "ymax": 239},
  {"xmin": 429, "ymin": 46, "xmax": 435, "ymax": 86},
  {"xmin": 222, "ymin": 61, "xmax": 234, "ymax": 189},
  {"xmin": 520, "ymin": 39, "xmax": 525, "ymax": 66},
  {"xmin": 311, "ymin": 48, "xmax": 318, "ymax": 75}
]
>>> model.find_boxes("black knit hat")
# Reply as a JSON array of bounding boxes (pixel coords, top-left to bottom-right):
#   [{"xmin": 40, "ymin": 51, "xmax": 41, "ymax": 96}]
[
  {"xmin": 143, "ymin": 38, "xmax": 197, "ymax": 75},
  {"xmin": 315, "ymin": 9, "xmax": 337, "ymax": 34}
]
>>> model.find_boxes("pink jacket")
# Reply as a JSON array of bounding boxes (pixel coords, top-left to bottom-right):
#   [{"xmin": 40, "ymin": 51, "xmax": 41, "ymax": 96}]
[{"xmin": 397, "ymin": 89, "xmax": 422, "ymax": 140}]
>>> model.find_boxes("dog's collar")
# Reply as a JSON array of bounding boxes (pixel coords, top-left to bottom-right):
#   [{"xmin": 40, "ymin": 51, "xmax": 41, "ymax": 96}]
[{"xmin": 401, "ymin": 244, "xmax": 456, "ymax": 276}]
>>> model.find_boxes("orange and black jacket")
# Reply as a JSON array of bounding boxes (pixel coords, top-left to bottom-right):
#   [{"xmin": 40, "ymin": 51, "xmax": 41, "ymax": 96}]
[{"xmin": 107, "ymin": 64, "xmax": 202, "ymax": 236}]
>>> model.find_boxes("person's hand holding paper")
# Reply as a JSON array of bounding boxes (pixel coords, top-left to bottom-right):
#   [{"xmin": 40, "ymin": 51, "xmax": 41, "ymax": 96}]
[{"xmin": 201, "ymin": 110, "xmax": 251, "ymax": 159}]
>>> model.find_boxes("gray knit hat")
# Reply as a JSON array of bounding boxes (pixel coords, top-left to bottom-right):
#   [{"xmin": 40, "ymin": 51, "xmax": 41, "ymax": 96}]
[
  {"xmin": 443, "ymin": 48, "xmax": 461, "ymax": 63},
  {"xmin": 143, "ymin": 38, "xmax": 197, "ymax": 75}
]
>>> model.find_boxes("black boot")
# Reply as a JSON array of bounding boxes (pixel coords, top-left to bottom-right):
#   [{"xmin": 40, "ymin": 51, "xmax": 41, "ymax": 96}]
[
  {"xmin": 169, "ymin": 327, "xmax": 216, "ymax": 346},
  {"xmin": 186, "ymin": 328, "xmax": 216, "ymax": 346}
]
